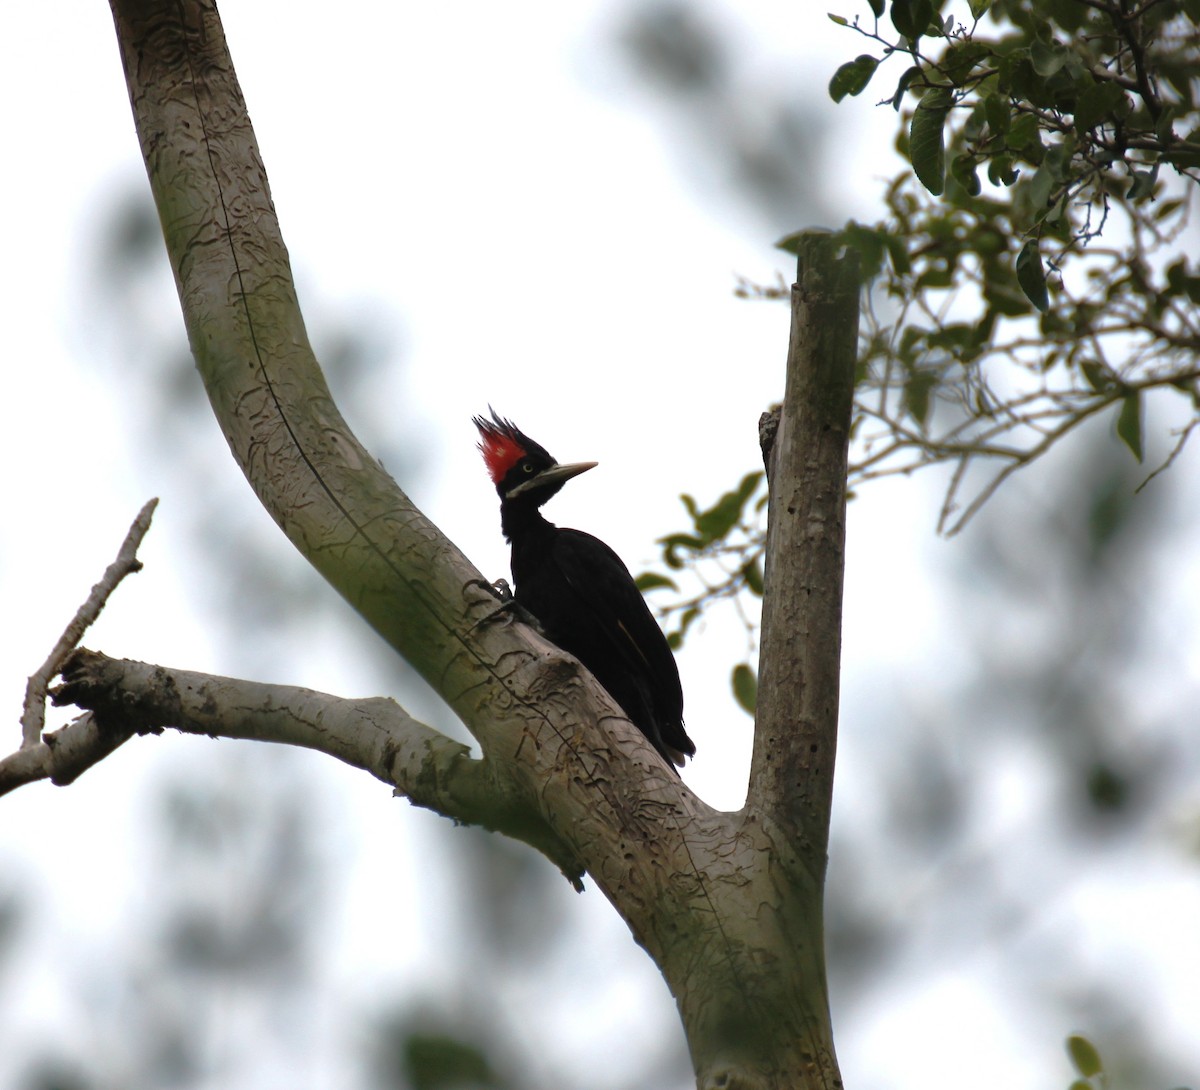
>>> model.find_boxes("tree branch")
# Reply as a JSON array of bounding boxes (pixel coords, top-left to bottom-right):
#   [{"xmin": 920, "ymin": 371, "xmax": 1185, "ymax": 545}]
[
  {"xmin": 1, "ymin": 710, "xmax": 134, "ymax": 795},
  {"xmin": 108, "ymin": 0, "xmax": 486, "ymax": 693},
  {"xmin": 749, "ymin": 234, "xmax": 858, "ymax": 857},
  {"xmin": 9, "ymin": 647, "xmax": 588, "ymax": 885},
  {"xmin": 92, "ymin": 7, "xmax": 859, "ymax": 1081},
  {"xmin": 101, "ymin": 0, "xmax": 709, "ymax": 905},
  {"xmin": 20, "ymin": 499, "xmax": 157, "ymax": 748}
]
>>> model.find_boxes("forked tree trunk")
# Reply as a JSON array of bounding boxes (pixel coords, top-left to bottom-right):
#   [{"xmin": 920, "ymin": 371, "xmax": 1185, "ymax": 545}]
[{"xmin": 91, "ymin": 2, "xmax": 862, "ymax": 1085}]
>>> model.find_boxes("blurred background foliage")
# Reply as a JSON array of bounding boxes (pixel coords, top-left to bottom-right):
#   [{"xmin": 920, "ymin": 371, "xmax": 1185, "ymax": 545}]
[
  {"xmin": 644, "ymin": 0, "xmax": 1200, "ymax": 734},
  {"xmin": 1, "ymin": 2, "xmax": 1198, "ymax": 1089}
]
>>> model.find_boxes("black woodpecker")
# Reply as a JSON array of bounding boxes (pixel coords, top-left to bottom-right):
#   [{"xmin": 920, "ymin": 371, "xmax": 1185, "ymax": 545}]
[{"xmin": 474, "ymin": 410, "xmax": 695, "ymax": 769}]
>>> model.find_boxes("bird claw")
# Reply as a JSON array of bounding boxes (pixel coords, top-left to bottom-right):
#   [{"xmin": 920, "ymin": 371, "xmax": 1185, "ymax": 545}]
[
  {"xmin": 464, "ymin": 578, "xmax": 545, "ymax": 635},
  {"xmin": 464, "ymin": 577, "xmax": 513, "ymax": 603}
]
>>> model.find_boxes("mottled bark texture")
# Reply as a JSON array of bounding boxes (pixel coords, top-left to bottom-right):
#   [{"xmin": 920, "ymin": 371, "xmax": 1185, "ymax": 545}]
[
  {"xmin": 751, "ymin": 236, "xmax": 859, "ymax": 852},
  {"xmin": 62, "ymin": 3, "xmax": 862, "ymax": 1086}
]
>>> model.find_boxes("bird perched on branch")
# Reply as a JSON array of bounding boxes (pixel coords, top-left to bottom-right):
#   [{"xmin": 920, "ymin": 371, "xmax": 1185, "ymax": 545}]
[{"xmin": 473, "ymin": 410, "xmax": 695, "ymax": 769}]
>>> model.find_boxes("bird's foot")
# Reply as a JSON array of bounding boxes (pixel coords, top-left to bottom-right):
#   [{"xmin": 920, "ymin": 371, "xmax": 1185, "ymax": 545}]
[
  {"xmin": 465, "ymin": 577, "xmax": 514, "ymax": 603},
  {"xmin": 463, "ymin": 579, "xmax": 545, "ymax": 634}
]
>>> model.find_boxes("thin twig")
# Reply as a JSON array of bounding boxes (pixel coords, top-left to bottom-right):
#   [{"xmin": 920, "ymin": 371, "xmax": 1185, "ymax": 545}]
[
  {"xmin": 19, "ymin": 498, "xmax": 159, "ymax": 748},
  {"xmin": 1137, "ymin": 416, "xmax": 1199, "ymax": 493}
]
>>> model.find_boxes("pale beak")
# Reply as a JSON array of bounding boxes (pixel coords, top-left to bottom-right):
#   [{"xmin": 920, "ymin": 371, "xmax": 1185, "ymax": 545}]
[{"xmin": 507, "ymin": 460, "xmax": 598, "ymax": 498}]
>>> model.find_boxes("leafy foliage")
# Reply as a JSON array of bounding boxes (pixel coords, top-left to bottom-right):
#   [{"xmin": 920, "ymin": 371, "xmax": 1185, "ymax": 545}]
[
  {"xmin": 823, "ymin": 0, "xmax": 1200, "ymax": 532},
  {"xmin": 731, "ymin": 663, "xmax": 759, "ymax": 714},
  {"xmin": 401, "ymin": 1033, "xmax": 501, "ymax": 1090},
  {"xmin": 640, "ymin": 472, "xmax": 767, "ymax": 711},
  {"xmin": 1066, "ymin": 1033, "xmax": 1105, "ymax": 1084},
  {"xmin": 649, "ymin": 0, "xmax": 1200, "ymax": 700}
]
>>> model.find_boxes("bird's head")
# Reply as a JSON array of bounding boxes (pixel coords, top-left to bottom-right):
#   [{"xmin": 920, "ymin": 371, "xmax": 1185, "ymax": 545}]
[{"xmin": 473, "ymin": 410, "xmax": 597, "ymax": 506}]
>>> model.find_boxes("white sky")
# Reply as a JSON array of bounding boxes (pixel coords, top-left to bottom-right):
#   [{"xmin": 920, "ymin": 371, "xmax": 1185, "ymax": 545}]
[{"xmin": 3, "ymin": 2, "xmax": 1198, "ymax": 1089}]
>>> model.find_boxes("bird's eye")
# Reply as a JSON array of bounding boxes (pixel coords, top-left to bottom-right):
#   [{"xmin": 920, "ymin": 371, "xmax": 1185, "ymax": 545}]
[{"xmin": 523, "ymin": 463, "xmax": 535, "ymax": 474}]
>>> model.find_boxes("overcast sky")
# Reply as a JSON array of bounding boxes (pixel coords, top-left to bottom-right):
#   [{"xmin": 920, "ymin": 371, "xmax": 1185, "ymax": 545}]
[{"xmin": 4, "ymin": 3, "xmax": 1198, "ymax": 1089}]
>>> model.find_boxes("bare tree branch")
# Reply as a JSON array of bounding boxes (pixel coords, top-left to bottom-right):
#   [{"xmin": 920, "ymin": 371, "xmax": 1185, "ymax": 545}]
[
  {"xmin": 1, "ymin": 710, "xmax": 133, "ymax": 795},
  {"xmin": 20, "ymin": 498, "xmax": 157, "ymax": 748},
  {"xmin": 7, "ymin": 647, "xmax": 589, "ymax": 886}
]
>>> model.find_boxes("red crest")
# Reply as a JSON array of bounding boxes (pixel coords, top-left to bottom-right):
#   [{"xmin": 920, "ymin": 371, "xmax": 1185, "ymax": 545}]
[{"xmin": 474, "ymin": 414, "xmax": 529, "ymax": 484}]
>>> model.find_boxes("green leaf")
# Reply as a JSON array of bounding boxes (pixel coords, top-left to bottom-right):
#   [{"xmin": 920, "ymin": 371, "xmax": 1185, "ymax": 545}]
[
  {"xmin": 951, "ymin": 153, "xmax": 981, "ymax": 196},
  {"xmin": 691, "ymin": 474, "xmax": 762, "ymax": 543},
  {"xmin": 1116, "ymin": 391, "xmax": 1143, "ymax": 462},
  {"xmin": 983, "ymin": 93, "xmax": 1011, "ymax": 136},
  {"xmin": 1006, "ymin": 112, "xmax": 1041, "ymax": 152},
  {"xmin": 667, "ymin": 605, "xmax": 702, "ymax": 650},
  {"xmin": 659, "ymin": 532, "xmax": 706, "ymax": 569},
  {"xmin": 1165, "ymin": 259, "xmax": 1188, "ymax": 294},
  {"xmin": 891, "ymin": 0, "xmax": 933, "ymax": 40},
  {"xmin": 1066, "ymin": 1035, "xmax": 1104, "ymax": 1079},
  {"xmin": 1041, "ymin": 137, "xmax": 1074, "ymax": 180},
  {"xmin": 867, "ymin": 0, "xmax": 885, "ymax": 15},
  {"xmin": 840, "ymin": 221, "xmax": 886, "ymax": 279},
  {"xmin": 1015, "ymin": 239, "xmax": 1049, "ymax": 311},
  {"xmin": 904, "ymin": 369, "xmax": 937, "ymax": 426},
  {"xmin": 660, "ymin": 532, "xmax": 705, "ymax": 550},
  {"xmin": 829, "ymin": 54, "xmax": 880, "ymax": 103},
  {"xmin": 1165, "ymin": 259, "xmax": 1200, "ymax": 303},
  {"xmin": 736, "ymin": 471, "xmax": 764, "ymax": 504},
  {"xmin": 1049, "ymin": 0, "xmax": 1090, "ymax": 30},
  {"xmin": 910, "ymin": 87, "xmax": 953, "ymax": 195},
  {"xmin": 890, "ymin": 65, "xmax": 922, "ymax": 111},
  {"xmin": 967, "ymin": 0, "xmax": 990, "ymax": 16},
  {"xmin": 1080, "ymin": 359, "xmax": 1118, "ymax": 393},
  {"xmin": 1154, "ymin": 103, "xmax": 1178, "ymax": 144},
  {"xmin": 695, "ymin": 498, "xmax": 739, "ymax": 541},
  {"xmin": 1030, "ymin": 37, "xmax": 1067, "ymax": 77},
  {"xmin": 827, "ymin": 13, "xmax": 850, "ymax": 26},
  {"xmin": 941, "ymin": 40, "xmax": 988, "ymax": 82},
  {"xmin": 1155, "ymin": 198, "xmax": 1186, "ymax": 223},
  {"xmin": 731, "ymin": 664, "xmax": 758, "ymax": 715},
  {"xmin": 1027, "ymin": 161, "xmax": 1057, "ymax": 213},
  {"xmin": 676, "ymin": 605, "xmax": 701, "ymax": 641},
  {"xmin": 987, "ymin": 154, "xmax": 1019, "ymax": 186},
  {"xmin": 741, "ymin": 558, "xmax": 764, "ymax": 596},
  {"xmin": 634, "ymin": 572, "xmax": 678, "ymax": 593},
  {"xmin": 927, "ymin": 323, "xmax": 972, "ymax": 354},
  {"xmin": 404, "ymin": 1033, "xmax": 497, "ymax": 1089},
  {"xmin": 775, "ymin": 231, "xmax": 806, "ymax": 255},
  {"xmin": 883, "ymin": 232, "xmax": 912, "ymax": 275},
  {"xmin": 1074, "ymin": 80, "xmax": 1125, "ymax": 131}
]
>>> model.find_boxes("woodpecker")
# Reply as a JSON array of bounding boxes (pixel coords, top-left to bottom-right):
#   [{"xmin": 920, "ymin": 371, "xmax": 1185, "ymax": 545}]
[{"xmin": 474, "ymin": 410, "xmax": 695, "ymax": 769}]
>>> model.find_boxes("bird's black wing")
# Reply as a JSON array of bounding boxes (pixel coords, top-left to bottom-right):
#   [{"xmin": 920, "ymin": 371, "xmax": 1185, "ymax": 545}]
[{"xmin": 548, "ymin": 528, "xmax": 691, "ymax": 757}]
